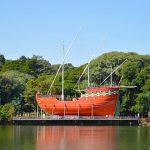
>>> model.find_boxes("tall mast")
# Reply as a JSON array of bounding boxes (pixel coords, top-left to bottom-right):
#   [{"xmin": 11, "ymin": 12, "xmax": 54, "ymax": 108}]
[
  {"xmin": 100, "ymin": 73, "xmax": 101, "ymax": 86},
  {"xmin": 47, "ymin": 28, "xmax": 81, "ymax": 95},
  {"xmin": 100, "ymin": 59, "xmax": 127, "ymax": 86},
  {"xmin": 87, "ymin": 54, "xmax": 90, "ymax": 87},
  {"xmin": 110, "ymin": 65, "xmax": 112, "ymax": 87},
  {"xmin": 88, "ymin": 64, "xmax": 90, "ymax": 87},
  {"xmin": 62, "ymin": 41, "xmax": 64, "ymax": 101},
  {"xmin": 74, "ymin": 38, "xmax": 106, "ymax": 89}
]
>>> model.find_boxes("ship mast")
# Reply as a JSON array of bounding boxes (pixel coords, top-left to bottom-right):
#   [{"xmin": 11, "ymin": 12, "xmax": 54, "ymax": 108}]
[
  {"xmin": 87, "ymin": 53, "xmax": 90, "ymax": 87},
  {"xmin": 74, "ymin": 37, "xmax": 106, "ymax": 89},
  {"xmin": 110, "ymin": 65, "xmax": 112, "ymax": 87},
  {"xmin": 47, "ymin": 28, "xmax": 81, "ymax": 95},
  {"xmin": 100, "ymin": 59, "xmax": 127, "ymax": 86},
  {"xmin": 88, "ymin": 64, "xmax": 90, "ymax": 87},
  {"xmin": 62, "ymin": 41, "xmax": 64, "ymax": 101}
]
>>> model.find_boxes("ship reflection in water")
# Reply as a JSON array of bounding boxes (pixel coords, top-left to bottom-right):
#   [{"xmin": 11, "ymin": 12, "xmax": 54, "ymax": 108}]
[{"xmin": 36, "ymin": 126, "xmax": 116, "ymax": 150}]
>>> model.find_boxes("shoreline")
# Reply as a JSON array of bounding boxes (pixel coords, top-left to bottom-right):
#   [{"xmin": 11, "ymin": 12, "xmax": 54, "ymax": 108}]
[
  {"xmin": 140, "ymin": 118, "xmax": 150, "ymax": 127},
  {"xmin": 2, "ymin": 117, "xmax": 150, "ymax": 127},
  {"xmin": 12, "ymin": 116, "xmax": 139, "ymax": 126}
]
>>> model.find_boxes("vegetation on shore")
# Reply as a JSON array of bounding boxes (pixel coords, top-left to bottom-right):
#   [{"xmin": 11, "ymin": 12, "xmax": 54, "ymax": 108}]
[
  {"xmin": 140, "ymin": 118, "xmax": 150, "ymax": 127},
  {"xmin": 0, "ymin": 103, "xmax": 15, "ymax": 122},
  {"xmin": 0, "ymin": 52, "xmax": 150, "ymax": 121}
]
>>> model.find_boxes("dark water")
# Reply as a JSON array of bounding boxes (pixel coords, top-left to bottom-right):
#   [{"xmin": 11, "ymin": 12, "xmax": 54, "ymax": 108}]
[{"xmin": 0, "ymin": 125, "xmax": 149, "ymax": 150}]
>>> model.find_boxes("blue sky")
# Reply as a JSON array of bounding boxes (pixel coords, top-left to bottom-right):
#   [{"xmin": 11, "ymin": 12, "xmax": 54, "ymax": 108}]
[{"xmin": 0, "ymin": 0, "xmax": 150, "ymax": 66}]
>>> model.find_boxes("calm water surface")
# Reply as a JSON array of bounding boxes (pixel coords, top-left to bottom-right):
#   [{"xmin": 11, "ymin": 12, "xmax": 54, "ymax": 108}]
[{"xmin": 0, "ymin": 125, "xmax": 149, "ymax": 150}]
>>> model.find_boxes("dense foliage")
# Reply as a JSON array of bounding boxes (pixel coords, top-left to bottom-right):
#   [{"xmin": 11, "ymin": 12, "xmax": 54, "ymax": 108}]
[
  {"xmin": 0, "ymin": 51, "xmax": 150, "ymax": 120},
  {"xmin": 0, "ymin": 103, "xmax": 15, "ymax": 122}
]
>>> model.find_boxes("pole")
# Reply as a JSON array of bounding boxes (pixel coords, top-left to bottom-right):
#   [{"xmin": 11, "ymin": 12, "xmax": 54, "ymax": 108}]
[
  {"xmin": 37, "ymin": 104, "xmax": 39, "ymax": 118},
  {"xmin": 91, "ymin": 104, "xmax": 94, "ymax": 119},
  {"xmin": 88, "ymin": 65, "xmax": 90, "ymax": 87},
  {"xmin": 47, "ymin": 28, "xmax": 82, "ymax": 94},
  {"xmin": 110, "ymin": 65, "xmax": 112, "ymax": 87},
  {"xmin": 41, "ymin": 109, "xmax": 42, "ymax": 118},
  {"xmin": 100, "ymin": 59, "xmax": 127, "ymax": 86},
  {"xmin": 64, "ymin": 104, "xmax": 66, "ymax": 118},
  {"xmin": 78, "ymin": 104, "xmax": 80, "ymax": 118},
  {"xmin": 99, "ymin": 63, "xmax": 101, "ymax": 86},
  {"xmin": 87, "ymin": 52, "xmax": 90, "ymax": 87},
  {"xmin": 74, "ymin": 37, "xmax": 106, "ymax": 89},
  {"xmin": 62, "ymin": 41, "xmax": 64, "ymax": 101},
  {"xmin": 52, "ymin": 105, "xmax": 55, "ymax": 118},
  {"xmin": 100, "ymin": 74, "xmax": 101, "ymax": 86}
]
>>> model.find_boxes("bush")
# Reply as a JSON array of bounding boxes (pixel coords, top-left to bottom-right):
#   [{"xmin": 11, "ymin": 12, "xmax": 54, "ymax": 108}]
[{"xmin": 0, "ymin": 103, "xmax": 15, "ymax": 122}]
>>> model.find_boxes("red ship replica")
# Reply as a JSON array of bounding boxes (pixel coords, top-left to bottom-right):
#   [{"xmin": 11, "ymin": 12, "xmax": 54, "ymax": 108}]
[
  {"xmin": 36, "ymin": 86, "xmax": 119, "ymax": 116},
  {"xmin": 35, "ymin": 38, "xmax": 127, "ymax": 117},
  {"xmin": 35, "ymin": 57, "xmax": 128, "ymax": 117}
]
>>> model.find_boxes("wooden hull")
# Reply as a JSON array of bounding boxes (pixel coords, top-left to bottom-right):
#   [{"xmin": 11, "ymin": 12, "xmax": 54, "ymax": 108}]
[{"xmin": 36, "ymin": 87, "xmax": 119, "ymax": 116}]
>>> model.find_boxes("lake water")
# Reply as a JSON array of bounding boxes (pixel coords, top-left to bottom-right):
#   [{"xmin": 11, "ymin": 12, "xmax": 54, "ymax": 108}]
[{"xmin": 0, "ymin": 125, "xmax": 150, "ymax": 150}]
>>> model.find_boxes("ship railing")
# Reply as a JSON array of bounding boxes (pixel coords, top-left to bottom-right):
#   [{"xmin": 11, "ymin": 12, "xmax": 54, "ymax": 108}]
[
  {"xmin": 37, "ymin": 94, "xmax": 61, "ymax": 98},
  {"xmin": 87, "ymin": 85, "xmax": 119, "ymax": 89}
]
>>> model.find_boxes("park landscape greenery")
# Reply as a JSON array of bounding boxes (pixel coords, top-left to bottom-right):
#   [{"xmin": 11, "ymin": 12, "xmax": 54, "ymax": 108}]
[{"xmin": 0, "ymin": 51, "xmax": 150, "ymax": 121}]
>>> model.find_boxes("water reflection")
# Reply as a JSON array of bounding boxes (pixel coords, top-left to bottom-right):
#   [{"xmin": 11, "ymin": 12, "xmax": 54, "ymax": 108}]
[
  {"xmin": 0, "ymin": 125, "xmax": 150, "ymax": 150},
  {"xmin": 36, "ymin": 126, "xmax": 116, "ymax": 150}
]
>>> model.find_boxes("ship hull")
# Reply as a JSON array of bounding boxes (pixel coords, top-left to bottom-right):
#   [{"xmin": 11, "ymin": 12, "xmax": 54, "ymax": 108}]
[{"xmin": 36, "ymin": 87, "xmax": 119, "ymax": 116}]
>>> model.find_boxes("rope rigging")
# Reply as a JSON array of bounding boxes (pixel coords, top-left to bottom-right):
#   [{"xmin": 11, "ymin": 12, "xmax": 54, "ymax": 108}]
[{"xmin": 47, "ymin": 28, "xmax": 82, "ymax": 95}]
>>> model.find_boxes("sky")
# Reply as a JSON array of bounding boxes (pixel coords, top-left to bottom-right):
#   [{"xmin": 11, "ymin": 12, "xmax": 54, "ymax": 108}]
[{"xmin": 0, "ymin": 0, "xmax": 150, "ymax": 66}]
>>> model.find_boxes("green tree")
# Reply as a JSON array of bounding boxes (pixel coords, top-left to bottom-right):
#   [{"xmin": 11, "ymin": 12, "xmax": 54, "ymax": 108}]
[
  {"xmin": 23, "ymin": 75, "xmax": 53, "ymax": 112},
  {"xmin": 0, "ymin": 71, "xmax": 33, "ymax": 114},
  {"xmin": 25, "ymin": 55, "xmax": 52, "ymax": 76},
  {"xmin": 0, "ymin": 103, "xmax": 15, "ymax": 122},
  {"xmin": 133, "ymin": 79, "xmax": 150, "ymax": 116},
  {"xmin": 0, "ymin": 54, "xmax": 5, "ymax": 69}
]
